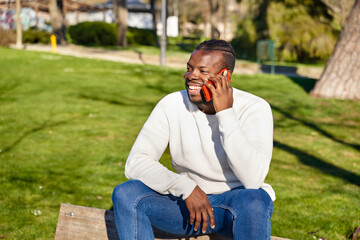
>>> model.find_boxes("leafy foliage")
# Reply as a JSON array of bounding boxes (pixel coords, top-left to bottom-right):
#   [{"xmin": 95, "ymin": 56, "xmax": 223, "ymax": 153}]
[
  {"xmin": 67, "ymin": 22, "xmax": 157, "ymax": 46},
  {"xmin": 68, "ymin": 21, "xmax": 117, "ymax": 46},
  {"xmin": 267, "ymin": 1, "xmax": 337, "ymax": 62},
  {"xmin": 127, "ymin": 27, "xmax": 157, "ymax": 46},
  {"xmin": 231, "ymin": 0, "xmax": 341, "ymax": 63},
  {"xmin": 23, "ymin": 29, "xmax": 51, "ymax": 44}
]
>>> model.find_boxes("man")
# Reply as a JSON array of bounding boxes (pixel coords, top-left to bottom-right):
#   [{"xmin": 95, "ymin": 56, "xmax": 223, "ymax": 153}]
[{"xmin": 112, "ymin": 39, "xmax": 275, "ymax": 240}]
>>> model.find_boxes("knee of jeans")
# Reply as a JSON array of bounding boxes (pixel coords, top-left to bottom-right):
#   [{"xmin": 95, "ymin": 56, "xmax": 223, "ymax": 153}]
[
  {"xmin": 233, "ymin": 189, "xmax": 272, "ymax": 218},
  {"xmin": 112, "ymin": 180, "xmax": 149, "ymax": 205}
]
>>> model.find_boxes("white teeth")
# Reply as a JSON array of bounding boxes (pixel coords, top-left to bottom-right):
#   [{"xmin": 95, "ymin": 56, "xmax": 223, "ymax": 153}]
[{"xmin": 189, "ymin": 86, "xmax": 201, "ymax": 90}]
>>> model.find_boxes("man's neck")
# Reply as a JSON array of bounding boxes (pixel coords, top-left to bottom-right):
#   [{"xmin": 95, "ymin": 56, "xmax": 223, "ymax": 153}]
[{"xmin": 197, "ymin": 102, "xmax": 216, "ymax": 115}]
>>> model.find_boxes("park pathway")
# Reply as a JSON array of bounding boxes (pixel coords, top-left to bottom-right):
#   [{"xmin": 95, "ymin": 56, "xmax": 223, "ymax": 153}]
[{"xmin": 13, "ymin": 43, "xmax": 323, "ymax": 79}]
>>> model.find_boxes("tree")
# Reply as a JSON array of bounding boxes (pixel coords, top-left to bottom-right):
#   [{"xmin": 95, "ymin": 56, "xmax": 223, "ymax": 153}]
[
  {"xmin": 310, "ymin": 0, "xmax": 360, "ymax": 100},
  {"xmin": 231, "ymin": 0, "xmax": 336, "ymax": 62},
  {"xmin": 15, "ymin": 0, "xmax": 23, "ymax": 49},
  {"xmin": 321, "ymin": 0, "xmax": 356, "ymax": 25},
  {"xmin": 114, "ymin": 0, "xmax": 128, "ymax": 46},
  {"xmin": 48, "ymin": 0, "xmax": 67, "ymax": 45},
  {"xmin": 207, "ymin": 0, "xmax": 220, "ymax": 39}
]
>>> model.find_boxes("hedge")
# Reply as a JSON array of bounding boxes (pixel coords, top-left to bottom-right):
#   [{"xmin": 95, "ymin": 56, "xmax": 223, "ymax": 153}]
[
  {"xmin": 68, "ymin": 21, "xmax": 157, "ymax": 46},
  {"xmin": 68, "ymin": 21, "xmax": 117, "ymax": 46}
]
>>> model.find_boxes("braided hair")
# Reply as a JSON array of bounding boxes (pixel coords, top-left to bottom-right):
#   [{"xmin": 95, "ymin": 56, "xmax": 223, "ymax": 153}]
[{"xmin": 195, "ymin": 39, "xmax": 236, "ymax": 72}]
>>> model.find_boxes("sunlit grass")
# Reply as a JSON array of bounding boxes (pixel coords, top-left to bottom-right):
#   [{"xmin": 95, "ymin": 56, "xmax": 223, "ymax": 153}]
[{"xmin": 0, "ymin": 47, "xmax": 359, "ymax": 240}]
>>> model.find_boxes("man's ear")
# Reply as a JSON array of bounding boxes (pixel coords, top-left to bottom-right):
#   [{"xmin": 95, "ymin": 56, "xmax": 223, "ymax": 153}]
[{"xmin": 226, "ymin": 70, "xmax": 232, "ymax": 81}]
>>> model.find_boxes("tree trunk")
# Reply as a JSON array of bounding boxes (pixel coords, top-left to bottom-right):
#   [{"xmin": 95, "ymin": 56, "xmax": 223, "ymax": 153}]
[
  {"xmin": 48, "ymin": 0, "xmax": 67, "ymax": 45},
  {"xmin": 222, "ymin": 0, "xmax": 227, "ymax": 39},
  {"xmin": 150, "ymin": 0, "xmax": 158, "ymax": 46},
  {"xmin": 310, "ymin": 0, "xmax": 360, "ymax": 100},
  {"xmin": 208, "ymin": 0, "xmax": 220, "ymax": 39},
  {"xmin": 15, "ymin": 0, "xmax": 23, "ymax": 49},
  {"xmin": 114, "ymin": 0, "xmax": 128, "ymax": 47}
]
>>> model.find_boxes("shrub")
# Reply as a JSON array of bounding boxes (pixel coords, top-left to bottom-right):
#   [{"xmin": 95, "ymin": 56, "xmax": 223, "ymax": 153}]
[
  {"xmin": 68, "ymin": 21, "xmax": 117, "ymax": 46},
  {"xmin": 68, "ymin": 22, "xmax": 157, "ymax": 46},
  {"xmin": 0, "ymin": 28, "xmax": 16, "ymax": 47},
  {"xmin": 23, "ymin": 29, "xmax": 51, "ymax": 44},
  {"xmin": 127, "ymin": 27, "xmax": 157, "ymax": 46}
]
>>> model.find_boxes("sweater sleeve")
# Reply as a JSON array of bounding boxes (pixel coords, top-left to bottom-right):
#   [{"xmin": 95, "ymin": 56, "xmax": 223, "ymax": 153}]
[
  {"xmin": 125, "ymin": 99, "xmax": 197, "ymax": 199},
  {"xmin": 216, "ymin": 100, "xmax": 273, "ymax": 189}
]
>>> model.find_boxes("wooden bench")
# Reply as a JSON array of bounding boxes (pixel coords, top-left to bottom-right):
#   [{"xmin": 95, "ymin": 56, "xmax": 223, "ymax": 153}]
[{"xmin": 54, "ymin": 203, "xmax": 290, "ymax": 240}]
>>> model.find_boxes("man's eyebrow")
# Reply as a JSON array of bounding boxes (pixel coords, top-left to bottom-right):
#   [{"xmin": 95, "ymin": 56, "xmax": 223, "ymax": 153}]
[{"xmin": 186, "ymin": 64, "xmax": 209, "ymax": 69}]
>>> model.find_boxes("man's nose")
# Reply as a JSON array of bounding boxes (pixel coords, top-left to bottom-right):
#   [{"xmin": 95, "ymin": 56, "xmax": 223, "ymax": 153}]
[{"xmin": 188, "ymin": 70, "xmax": 200, "ymax": 80}]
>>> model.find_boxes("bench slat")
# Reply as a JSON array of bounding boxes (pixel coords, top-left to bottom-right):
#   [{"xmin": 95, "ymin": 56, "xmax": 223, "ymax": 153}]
[
  {"xmin": 54, "ymin": 203, "xmax": 118, "ymax": 240},
  {"xmin": 54, "ymin": 203, "xmax": 290, "ymax": 240}
]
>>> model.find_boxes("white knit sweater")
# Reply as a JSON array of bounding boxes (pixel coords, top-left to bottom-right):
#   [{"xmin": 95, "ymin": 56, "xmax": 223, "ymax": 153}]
[{"xmin": 125, "ymin": 88, "xmax": 275, "ymax": 201}]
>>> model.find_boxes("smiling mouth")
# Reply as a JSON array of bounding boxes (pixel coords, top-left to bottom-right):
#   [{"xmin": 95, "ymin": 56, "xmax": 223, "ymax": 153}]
[
  {"xmin": 185, "ymin": 82, "xmax": 206, "ymax": 103},
  {"xmin": 186, "ymin": 83, "xmax": 203, "ymax": 95},
  {"xmin": 188, "ymin": 85, "xmax": 201, "ymax": 90},
  {"xmin": 186, "ymin": 78, "xmax": 203, "ymax": 89}
]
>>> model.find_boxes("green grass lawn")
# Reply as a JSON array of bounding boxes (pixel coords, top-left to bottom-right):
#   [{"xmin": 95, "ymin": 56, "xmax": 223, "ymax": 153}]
[{"xmin": 0, "ymin": 47, "xmax": 359, "ymax": 240}]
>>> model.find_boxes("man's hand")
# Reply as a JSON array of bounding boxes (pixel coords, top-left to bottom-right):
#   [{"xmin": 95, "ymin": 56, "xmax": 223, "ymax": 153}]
[
  {"xmin": 185, "ymin": 186, "xmax": 215, "ymax": 233},
  {"xmin": 203, "ymin": 70, "xmax": 233, "ymax": 112}
]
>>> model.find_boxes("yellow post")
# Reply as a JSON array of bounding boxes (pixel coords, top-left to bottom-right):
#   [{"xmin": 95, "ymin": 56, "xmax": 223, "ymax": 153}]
[{"xmin": 50, "ymin": 34, "xmax": 57, "ymax": 54}]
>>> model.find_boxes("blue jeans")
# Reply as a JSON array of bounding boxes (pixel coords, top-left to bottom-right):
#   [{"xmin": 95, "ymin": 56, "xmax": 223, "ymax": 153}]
[{"xmin": 112, "ymin": 180, "xmax": 273, "ymax": 240}]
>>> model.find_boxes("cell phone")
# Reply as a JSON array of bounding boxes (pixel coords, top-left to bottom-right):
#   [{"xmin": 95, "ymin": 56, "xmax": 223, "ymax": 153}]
[{"xmin": 201, "ymin": 68, "xmax": 231, "ymax": 102}]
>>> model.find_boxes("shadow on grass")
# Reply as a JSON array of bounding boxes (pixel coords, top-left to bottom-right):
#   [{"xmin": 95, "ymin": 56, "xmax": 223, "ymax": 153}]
[
  {"xmin": 133, "ymin": 50, "xmax": 146, "ymax": 64},
  {"xmin": 274, "ymin": 140, "xmax": 360, "ymax": 187},
  {"xmin": 143, "ymin": 80, "xmax": 179, "ymax": 96},
  {"xmin": 79, "ymin": 76, "xmax": 182, "ymax": 107},
  {"xmin": 79, "ymin": 94, "xmax": 157, "ymax": 109},
  {"xmin": 0, "ymin": 118, "xmax": 73, "ymax": 156},
  {"xmin": 271, "ymin": 104, "xmax": 360, "ymax": 152},
  {"xmin": 288, "ymin": 76, "xmax": 317, "ymax": 93},
  {"xmin": 261, "ymin": 66, "xmax": 318, "ymax": 93}
]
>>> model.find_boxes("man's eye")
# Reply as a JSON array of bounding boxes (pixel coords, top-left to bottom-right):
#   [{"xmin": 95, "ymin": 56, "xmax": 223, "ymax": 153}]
[{"xmin": 201, "ymin": 71, "xmax": 208, "ymax": 74}]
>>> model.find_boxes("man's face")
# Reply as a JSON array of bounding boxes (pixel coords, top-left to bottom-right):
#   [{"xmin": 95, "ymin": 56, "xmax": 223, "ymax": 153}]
[{"xmin": 184, "ymin": 50, "xmax": 225, "ymax": 104}]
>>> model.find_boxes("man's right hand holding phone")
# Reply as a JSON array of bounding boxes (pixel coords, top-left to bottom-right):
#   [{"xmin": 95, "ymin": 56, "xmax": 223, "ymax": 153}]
[{"xmin": 203, "ymin": 69, "xmax": 233, "ymax": 113}]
